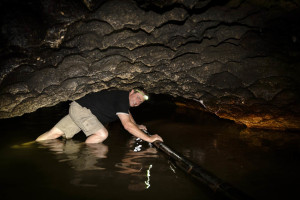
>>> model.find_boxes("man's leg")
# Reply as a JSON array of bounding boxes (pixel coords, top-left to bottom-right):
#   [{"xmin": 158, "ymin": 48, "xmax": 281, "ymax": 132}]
[
  {"xmin": 36, "ymin": 115, "xmax": 81, "ymax": 141},
  {"xmin": 69, "ymin": 102, "xmax": 107, "ymax": 144},
  {"xmin": 36, "ymin": 127, "xmax": 64, "ymax": 141},
  {"xmin": 85, "ymin": 128, "xmax": 108, "ymax": 144}
]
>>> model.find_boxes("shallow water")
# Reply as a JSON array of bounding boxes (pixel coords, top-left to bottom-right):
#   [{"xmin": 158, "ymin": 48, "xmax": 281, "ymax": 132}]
[{"xmin": 1, "ymin": 98, "xmax": 300, "ymax": 200}]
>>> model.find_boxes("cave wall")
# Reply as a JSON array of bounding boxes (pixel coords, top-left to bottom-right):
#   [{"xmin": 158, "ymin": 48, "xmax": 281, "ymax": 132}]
[{"xmin": 0, "ymin": 0, "xmax": 299, "ymax": 130}]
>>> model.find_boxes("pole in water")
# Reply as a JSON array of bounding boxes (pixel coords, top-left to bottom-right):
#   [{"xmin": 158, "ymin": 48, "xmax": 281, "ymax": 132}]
[{"xmin": 145, "ymin": 130, "xmax": 253, "ymax": 200}]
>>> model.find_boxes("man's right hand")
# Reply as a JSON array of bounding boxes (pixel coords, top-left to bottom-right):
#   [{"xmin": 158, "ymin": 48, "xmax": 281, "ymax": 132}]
[{"xmin": 149, "ymin": 134, "xmax": 163, "ymax": 143}]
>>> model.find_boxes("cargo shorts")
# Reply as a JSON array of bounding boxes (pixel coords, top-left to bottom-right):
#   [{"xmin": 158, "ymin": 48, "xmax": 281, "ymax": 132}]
[{"xmin": 54, "ymin": 101, "xmax": 105, "ymax": 139}]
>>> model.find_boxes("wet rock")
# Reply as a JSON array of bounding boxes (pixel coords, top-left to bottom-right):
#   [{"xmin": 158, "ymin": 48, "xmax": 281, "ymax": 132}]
[{"xmin": 0, "ymin": 0, "xmax": 299, "ymax": 130}]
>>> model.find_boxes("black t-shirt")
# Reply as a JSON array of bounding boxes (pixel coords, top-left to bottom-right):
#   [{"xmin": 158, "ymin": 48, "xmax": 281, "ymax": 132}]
[{"xmin": 76, "ymin": 90, "xmax": 130, "ymax": 124}]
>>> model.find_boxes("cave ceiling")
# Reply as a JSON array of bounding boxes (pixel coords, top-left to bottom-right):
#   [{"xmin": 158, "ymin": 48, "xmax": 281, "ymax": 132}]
[{"xmin": 0, "ymin": 0, "xmax": 299, "ymax": 130}]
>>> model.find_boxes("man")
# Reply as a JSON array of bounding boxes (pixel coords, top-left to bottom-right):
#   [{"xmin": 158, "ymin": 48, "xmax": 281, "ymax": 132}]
[{"xmin": 36, "ymin": 88, "xmax": 163, "ymax": 144}]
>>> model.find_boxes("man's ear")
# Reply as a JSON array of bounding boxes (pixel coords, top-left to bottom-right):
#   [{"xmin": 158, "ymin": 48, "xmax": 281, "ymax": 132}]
[{"xmin": 129, "ymin": 89, "xmax": 134, "ymax": 95}]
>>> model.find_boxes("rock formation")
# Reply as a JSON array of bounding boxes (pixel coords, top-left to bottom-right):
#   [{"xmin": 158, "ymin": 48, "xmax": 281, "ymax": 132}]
[{"xmin": 0, "ymin": 0, "xmax": 299, "ymax": 130}]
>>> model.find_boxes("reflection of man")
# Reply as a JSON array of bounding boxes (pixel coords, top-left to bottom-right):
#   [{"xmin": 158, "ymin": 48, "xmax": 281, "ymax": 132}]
[
  {"xmin": 36, "ymin": 89, "xmax": 163, "ymax": 144},
  {"xmin": 37, "ymin": 139, "xmax": 108, "ymax": 171}
]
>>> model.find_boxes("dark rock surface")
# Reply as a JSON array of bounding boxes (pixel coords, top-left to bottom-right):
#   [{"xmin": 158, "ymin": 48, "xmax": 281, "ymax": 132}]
[{"xmin": 0, "ymin": 0, "xmax": 299, "ymax": 130}]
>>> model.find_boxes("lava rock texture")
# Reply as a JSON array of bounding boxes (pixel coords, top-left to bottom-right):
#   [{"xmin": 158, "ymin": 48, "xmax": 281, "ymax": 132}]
[{"xmin": 0, "ymin": 0, "xmax": 300, "ymax": 130}]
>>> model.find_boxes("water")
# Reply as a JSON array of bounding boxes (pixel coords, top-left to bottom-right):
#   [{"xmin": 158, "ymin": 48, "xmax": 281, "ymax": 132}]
[{"xmin": 1, "ymin": 97, "xmax": 300, "ymax": 200}]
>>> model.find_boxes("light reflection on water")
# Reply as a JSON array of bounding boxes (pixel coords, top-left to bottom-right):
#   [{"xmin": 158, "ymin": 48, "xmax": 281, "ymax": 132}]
[
  {"xmin": 115, "ymin": 147, "xmax": 158, "ymax": 175},
  {"xmin": 36, "ymin": 137, "xmax": 163, "ymax": 191}
]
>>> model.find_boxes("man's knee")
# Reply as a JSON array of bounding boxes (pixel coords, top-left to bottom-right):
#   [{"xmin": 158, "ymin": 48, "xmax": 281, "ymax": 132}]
[
  {"xmin": 85, "ymin": 128, "xmax": 108, "ymax": 144},
  {"xmin": 93, "ymin": 129, "xmax": 108, "ymax": 141}
]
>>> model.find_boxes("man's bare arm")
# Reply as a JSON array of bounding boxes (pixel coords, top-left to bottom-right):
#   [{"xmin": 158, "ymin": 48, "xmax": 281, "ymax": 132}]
[{"xmin": 117, "ymin": 113, "xmax": 163, "ymax": 143}]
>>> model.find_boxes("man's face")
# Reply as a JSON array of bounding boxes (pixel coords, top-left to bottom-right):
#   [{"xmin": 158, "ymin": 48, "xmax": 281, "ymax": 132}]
[{"xmin": 129, "ymin": 90, "xmax": 145, "ymax": 107}]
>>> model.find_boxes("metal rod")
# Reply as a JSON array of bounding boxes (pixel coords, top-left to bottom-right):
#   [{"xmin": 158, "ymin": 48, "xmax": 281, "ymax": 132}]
[{"xmin": 146, "ymin": 131, "xmax": 253, "ymax": 200}]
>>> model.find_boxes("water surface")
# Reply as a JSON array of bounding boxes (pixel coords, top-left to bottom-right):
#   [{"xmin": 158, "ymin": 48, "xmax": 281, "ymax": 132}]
[{"xmin": 0, "ymin": 98, "xmax": 299, "ymax": 200}]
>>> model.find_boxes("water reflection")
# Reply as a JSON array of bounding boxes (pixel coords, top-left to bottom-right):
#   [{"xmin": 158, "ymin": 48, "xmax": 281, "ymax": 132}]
[
  {"xmin": 36, "ymin": 137, "xmax": 161, "ymax": 191},
  {"xmin": 37, "ymin": 139, "xmax": 108, "ymax": 171},
  {"xmin": 240, "ymin": 128, "xmax": 300, "ymax": 150},
  {"xmin": 116, "ymin": 138, "xmax": 158, "ymax": 174},
  {"xmin": 116, "ymin": 138, "xmax": 159, "ymax": 191}
]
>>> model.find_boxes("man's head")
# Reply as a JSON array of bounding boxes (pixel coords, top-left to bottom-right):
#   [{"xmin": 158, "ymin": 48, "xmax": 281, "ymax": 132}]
[{"xmin": 129, "ymin": 88, "xmax": 149, "ymax": 107}]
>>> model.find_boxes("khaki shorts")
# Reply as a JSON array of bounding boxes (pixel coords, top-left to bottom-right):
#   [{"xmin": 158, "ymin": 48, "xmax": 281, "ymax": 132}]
[{"xmin": 55, "ymin": 101, "xmax": 104, "ymax": 139}]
